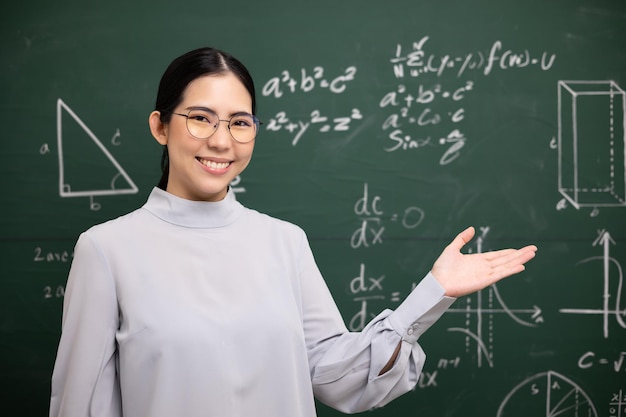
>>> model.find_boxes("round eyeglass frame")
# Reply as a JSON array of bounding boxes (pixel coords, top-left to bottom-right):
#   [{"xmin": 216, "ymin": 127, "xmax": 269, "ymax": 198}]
[{"xmin": 172, "ymin": 109, "xmax": 261, "ymax": 143}]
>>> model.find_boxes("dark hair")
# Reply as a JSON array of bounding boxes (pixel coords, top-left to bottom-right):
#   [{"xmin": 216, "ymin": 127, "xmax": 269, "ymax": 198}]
[{"xmin": 154, "ymin": 47, "xmax": 257, "ymax": 190}]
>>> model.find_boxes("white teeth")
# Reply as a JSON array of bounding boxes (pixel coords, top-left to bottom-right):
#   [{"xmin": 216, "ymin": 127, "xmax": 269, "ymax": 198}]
[{"xmin": 199, "ymin": 159, "xmax": 229, "ymax": 169}]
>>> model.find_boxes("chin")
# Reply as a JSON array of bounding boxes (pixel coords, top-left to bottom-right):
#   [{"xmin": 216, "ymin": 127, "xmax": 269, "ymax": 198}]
[{"xmin": 197, "ymin": 186, "xmax": 230, "ymax": 201}]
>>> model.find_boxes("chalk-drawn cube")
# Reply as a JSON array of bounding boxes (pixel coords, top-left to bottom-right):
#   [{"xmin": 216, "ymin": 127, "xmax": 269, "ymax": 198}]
[{"xmin": 558, "ymin": 80, "xmax": 626, "ymax": 208}]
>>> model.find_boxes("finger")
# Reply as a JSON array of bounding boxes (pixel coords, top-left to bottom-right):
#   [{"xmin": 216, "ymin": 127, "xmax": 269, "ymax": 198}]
[
  {"xmin": 523, "ymin": 245, "xmax": 539, "ymax": 253},
  {"xmin": 490, "ymin": 248, "xmax": 537, "ymax": 279},
  {"xmin": 502, "ymin": 246, "xmax": 538, "ymax": 267},
  {"xmin": 485, "ymin": 245, "xmax": 537, "ymax": 267},
  {"xmin": 448, "ymin": 226, "xmax": 475, "ymax": 251},
  {"xmin": 489, "ymin": 263, "xmax": 527, "ymax": 282},
  {"xmin": 483, "ymin": 248, "xmax": 518, "ymax": 263},
  {"xmin": 513, "ymin": 245, "xmax": 538, "ymax": 266}
]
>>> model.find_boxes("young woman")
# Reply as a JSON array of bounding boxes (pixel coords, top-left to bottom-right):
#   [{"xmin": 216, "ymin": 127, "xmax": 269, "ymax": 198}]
[{"xmin": 49, "ymin": 47, "xmax": 537, "ymax": 417}]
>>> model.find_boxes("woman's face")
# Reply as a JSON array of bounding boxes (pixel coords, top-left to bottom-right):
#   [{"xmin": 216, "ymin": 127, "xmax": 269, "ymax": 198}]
[{"xmin": 150, "ymin": 72, "xmax": 255, "ymax": 201}]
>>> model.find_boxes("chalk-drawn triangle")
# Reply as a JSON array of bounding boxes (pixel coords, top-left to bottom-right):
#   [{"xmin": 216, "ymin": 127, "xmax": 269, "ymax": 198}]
[{"xmin": 56, "ymin": 98, "xmax": 138, "ymax": 198}]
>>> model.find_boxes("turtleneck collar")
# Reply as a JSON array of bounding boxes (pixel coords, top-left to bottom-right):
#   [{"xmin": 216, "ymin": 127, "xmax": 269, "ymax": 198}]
[{"xmin": 141, "ymin": 187, "xmax": 244, "ymax": 228}]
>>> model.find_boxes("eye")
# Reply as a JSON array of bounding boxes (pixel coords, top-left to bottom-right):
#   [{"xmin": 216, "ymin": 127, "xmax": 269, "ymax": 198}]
[
  {"xmin": 189, "ymin": 114, "xmax": 210, "ymax": 123},
  {"xmin": 230, "ymin": 114, "xmax": 255, "ymax": 128},
  {"xmin": 187, "ymin": 110, "xmax": 217, "ymax": 125}
]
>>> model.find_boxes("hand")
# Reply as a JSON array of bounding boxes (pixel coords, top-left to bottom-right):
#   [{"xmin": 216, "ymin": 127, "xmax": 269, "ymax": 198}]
[{"xmin": 431, "ymin": 226, "xmax": 537, "ymax": 298}]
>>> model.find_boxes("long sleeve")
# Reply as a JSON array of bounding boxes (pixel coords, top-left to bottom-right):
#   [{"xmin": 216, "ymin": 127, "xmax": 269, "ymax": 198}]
[
  {"xmin": 298, "ymin": 235, "xmax": 456, "ymax": 414},
  {"xmin": 48, "ymin": 188, "xmax": 455, "ymax": 417},
  {"xmin": 49, "ymin": 232, "xmax": 121, "ymax": 417}
]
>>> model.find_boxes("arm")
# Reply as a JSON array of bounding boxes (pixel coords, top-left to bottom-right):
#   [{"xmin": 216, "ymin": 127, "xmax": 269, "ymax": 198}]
[
  {"xmin": 299, "ymin": 227, "xmax": 536, "ymax": 413},
  {"xmin": 377, "ymin": 226, "xmax": 537, "ymax": 374},
  {"xmin": 293, "ymin": 223, "xmax": 454, "ymax": 412},
  {"xmin": 308, "ymin": 273, "xmax": 454, "ymax": 413},
  {"xmin": 49, "ymin": 233, "xmax": 121, "ymax": 417}
]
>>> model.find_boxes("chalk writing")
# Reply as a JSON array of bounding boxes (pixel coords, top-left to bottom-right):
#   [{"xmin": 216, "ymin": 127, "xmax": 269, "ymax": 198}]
[
  {"xmin": 350, "ymin": 182, "xmax": 425, "ymax": 249},
  {"xmin": 437, "ymin": 356, "xmax": 461, "ymax": 369},
  {"xmin": 43, "ymin": 285, "xmax": 65, "ymax": 299},
  {"xmin": 497, "ymin": 371, "xmax": 598, "ymax": 417},
  {"xmin": 265, "ymin": 108, "xmax": 363, "ymax": 146},
  {"xmin": 382, "ymin": 37, "xmax": 556, "ymax": 164},
  {"xmin": 380, "ymin": 81, "xmax": 474, "ymax": 107},
  {"xmin": 414, "ymin": 358, "xmax": 465, "ymax": 390},
  {"xmin": 578, "ymin": 351, "xmax": 626, "ymax": 372},
  {"xmin": 260, "ymin": 63, "xmax": 362, "ymax": 145},
  {"xmin": 111, "ymin": 128, "xmax": 121, "ymax": 146},
  {"xmin": 390, "ymin": 36, "xmax": 556, "ymax": 79},
  {"xmin": 34, "ymin": 247, "xmax": 73, "ymax": 263},
  {"xmin": 437, "ymin": 357, "xmax": 461, "ymax": 369},
  {"xmin": 348, "ymin": 263, "xmax": 407, "ymax": 331},
  {"xmin": 609, "ymin": 389, "xmax": 626, "ymax": 417},
  {"xmin": 379, "ymin": 81, "xmax": 470, "ymax": 162},
  {"xmin": 380, "ymin": 74, "xmax": 472, "ymax": 162},
  {"xmin": 261, "ymin": 66, "xmax": 357, "ymax": 98},
  {"xmin": 417, "ymin": 371, "xmax": 438, "ymax": 388},
  {"xmin": 559, "ymin": 230, "xmax": 626, "ymax": 338}
]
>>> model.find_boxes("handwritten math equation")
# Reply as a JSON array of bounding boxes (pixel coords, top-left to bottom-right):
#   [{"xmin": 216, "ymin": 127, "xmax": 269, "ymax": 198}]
[
  {"xmin": 578, "ymin": 351, "xmax": 626, "ymax": 373},
  {"xmin": 390, "ymin": 36, "xmax": 556, "ymax": 79},
  {"xmin": 379, "ymin": 36, "xmax": 553, "ymax": 163},
  {"xmin": 348, "ymin": 262, "xmax": 411, "ymax": 331},
  {"xmin": 261, "ymin": 66, "xmax": 357, "ymax": 98},
  {"xmin": 260, "ymin": 36, "xmax": 556, "ymax": 165},
  {"xmin": 379, "ymin": 80, "xmax": 472, "ymax": 163},
  {"xmin": 347, "ymin": 183, "xmax": 425, "ymax": 330},
  {"xmin": 350, "ymin": 182, "xmax": 425, "ymax": 249},
  {"xmin": 264, "ymin": 108, "xmax": 363, "ymax": 146},
  {"xmin": 261, "ymin": 65, "xmax": 362, "ymax": 146}
]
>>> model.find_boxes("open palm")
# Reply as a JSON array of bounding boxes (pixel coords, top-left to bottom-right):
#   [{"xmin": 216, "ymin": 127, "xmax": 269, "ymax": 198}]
[{"xmin": 431, "ymin": 227, "xmax": 538, "ymax": 298}]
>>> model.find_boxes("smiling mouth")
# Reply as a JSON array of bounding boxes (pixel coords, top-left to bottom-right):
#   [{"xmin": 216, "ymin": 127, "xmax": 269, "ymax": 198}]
[{"xmin": 196, "ymin": 157, "xmax": 231, "ymax": 170}]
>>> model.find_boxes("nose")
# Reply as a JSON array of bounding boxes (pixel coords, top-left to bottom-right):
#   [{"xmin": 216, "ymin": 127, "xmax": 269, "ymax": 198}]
[{"xmin": 206, "ymin": 120, "xmax": 232, "ymax": 149}]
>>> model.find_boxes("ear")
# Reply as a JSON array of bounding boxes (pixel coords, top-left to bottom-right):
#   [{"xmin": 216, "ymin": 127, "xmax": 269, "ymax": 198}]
[{"xmin": 149, "ymin": 111, "xmax": 169, "ymax": 145}]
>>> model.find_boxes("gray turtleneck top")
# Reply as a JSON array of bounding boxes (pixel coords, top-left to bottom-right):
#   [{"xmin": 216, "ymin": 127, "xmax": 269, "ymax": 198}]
[{"xmin": 50, "ymin": 187, "xmax": 455, "ymax": 417}]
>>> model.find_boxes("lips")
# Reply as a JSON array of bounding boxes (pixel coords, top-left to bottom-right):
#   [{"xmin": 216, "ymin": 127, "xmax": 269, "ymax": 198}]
[{"xmin": 196, "ymin": 157, "xmax": 231, "ymax": 170}]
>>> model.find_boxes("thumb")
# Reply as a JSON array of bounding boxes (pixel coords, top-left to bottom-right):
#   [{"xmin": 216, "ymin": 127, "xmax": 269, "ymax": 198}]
[{"xmin": 449, "ymin": 226, "xmax": 475, "ymax": 251}]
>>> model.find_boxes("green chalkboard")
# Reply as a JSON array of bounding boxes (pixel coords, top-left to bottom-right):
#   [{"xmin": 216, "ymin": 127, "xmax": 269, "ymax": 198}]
[{"xmin": 2, "ymin": 0, "xmax": 625, "ymax": 415}]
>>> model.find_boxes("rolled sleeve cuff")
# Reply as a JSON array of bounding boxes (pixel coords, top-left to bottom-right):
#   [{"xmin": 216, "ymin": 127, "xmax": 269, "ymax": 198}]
[{"xmin": 387, "ymin": 272, "xmax": 456, "ymax": 344}]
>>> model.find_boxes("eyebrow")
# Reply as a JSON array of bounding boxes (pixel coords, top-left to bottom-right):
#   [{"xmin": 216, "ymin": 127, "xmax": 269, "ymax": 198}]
[{"xmin": 184, "ymin": 106, "xmax": 253, "ymax": 117}]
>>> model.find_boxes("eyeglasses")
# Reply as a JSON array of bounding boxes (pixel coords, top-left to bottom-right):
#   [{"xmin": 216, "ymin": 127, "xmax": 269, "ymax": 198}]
[{"xmin": 173, "ymin": 108, "xmax": 261, "ymax": 143}]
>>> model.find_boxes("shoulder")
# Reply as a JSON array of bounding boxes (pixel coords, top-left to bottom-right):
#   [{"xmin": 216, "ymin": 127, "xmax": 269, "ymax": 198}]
[
  {"xmin": 241, "ymin": 206, "xmax": 308, "ymax": 241},
  {"xmin": 243, "ymin": 206, "xmax": 304, "ymax": 232},
  {"xmin": 80, "ymin": 206, "xmax": 148, "ymax": 242}
]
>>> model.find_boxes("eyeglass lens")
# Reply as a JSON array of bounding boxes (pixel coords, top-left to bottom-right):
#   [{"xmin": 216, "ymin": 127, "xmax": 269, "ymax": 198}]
[{"xmin": 185, "ymin": 109, "xmax": 258, "ymax": 143}]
